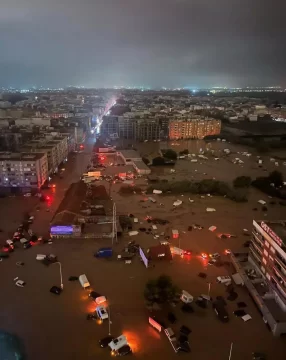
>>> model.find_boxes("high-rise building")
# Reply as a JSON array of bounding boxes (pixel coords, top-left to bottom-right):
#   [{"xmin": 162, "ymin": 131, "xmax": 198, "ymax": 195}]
[
  {"xmin": 250, "ymin": 221, "xmax": 286, "ymax": 301},
  {"xmin": 169, "ymin": 118, "xmax": 221, "ymax": 139},
  {"xmin": 101, "ymin": 115, "xmax": 119, "ymax": 137}
]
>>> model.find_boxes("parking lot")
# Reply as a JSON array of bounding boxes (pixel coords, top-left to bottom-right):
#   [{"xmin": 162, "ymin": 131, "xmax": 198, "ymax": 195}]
[{"xmin": 1, "ymin": 138, "xmax": 286, "ymax": 359}]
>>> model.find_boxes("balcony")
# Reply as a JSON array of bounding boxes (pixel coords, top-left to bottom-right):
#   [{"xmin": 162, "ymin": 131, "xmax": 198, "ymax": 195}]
[
  {"xmin": 275, "ymin": 253, "xmax": 286, "ymax": 270},
  {"xmin": 272, "ymin": 273, "xmax": 286, "ymax": 300},
  {"xmin": 252, "ymin": 231, "xmax": 264, "ymax": 245},
  {"xmin": 274, "ymin": 260, "xmax": 286, "ymax": 280},
  {"xmin": 249, "ymin": 246, "xmax": 262, "ymax": 264},
  {"xmin": 251, "ymin": 240, "xmax": 263, "ymax": 254}
]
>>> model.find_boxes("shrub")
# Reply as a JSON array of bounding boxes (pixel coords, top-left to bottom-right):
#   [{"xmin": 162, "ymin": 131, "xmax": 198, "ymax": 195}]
[
  {"xmin": 162, "ymin": 149, "xmax": 177, "ymax": 160},
  {"xmin": 119, "ymin": 185, "xmax": 142, "ymax": 194},
  {"xmin": 144, "ymin": 275, "xmax": 180, "ymax": 305},
  {"xmin": 268, "ymin": 171, "xmax": 283, "ymax": 187},
  {"xmin": 179, "ymin": 149, "xmax": 189, "ymax": 155}
]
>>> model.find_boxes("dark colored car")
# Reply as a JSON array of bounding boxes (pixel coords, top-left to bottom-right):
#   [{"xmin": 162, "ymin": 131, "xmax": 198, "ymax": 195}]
[
  {"xmin": 178, "ymin": 341, "xmax": 191, "ymax": 353},
  {"xmin": 213, "ymin": 301, "xmax": 229, "ymax": 323},
  {"xmin": 180, "ymin": 325, "xmax": 191, "ymax": 336},
  {"xmin": 168, "ymin": 312, "xmax": 177, "ymax": 324},
  {"xmin": 89, "ymin": 291, "xmax": 102, "ymax": 300},
  {"xmin": 50, "ymin": 286, "xmax": 62, "ymax": 295},
  {"xmin": 252, "ymin": 353, "xmax": 266, "ymax": 360},
  {"xmin": 116, "ymin": 345, "xmax": 132, "ymax": 356},
  {"xmin": 23, "ymin": 241, "xmax": 32, "ymax": 249},
  {"xmin": 0, "ymin": 252, "xmax": 9, "ymax": 258},
  {"xmin": 99, "ymin": 336, "xmax": 114, "ymax": 348}
]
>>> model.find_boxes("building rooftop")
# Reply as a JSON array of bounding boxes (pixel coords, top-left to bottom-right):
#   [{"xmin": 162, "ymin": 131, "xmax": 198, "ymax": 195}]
[
  {"xmin": 264, "ymin": 298, "xmax": 286, "ymax": 322},
  {"xmin": 119, "ymin": 150, "xmax": 141, "ymax": 159},
  {"xmin": 258, "ymin": 221, "xmax": 286, "ymax": 246},
  {"xmin": 0, "ymin": 152, "xmax": 46, "ymax": 161},
  {"xmin": 132, "ymin": 160, "xmax": 150, "ymax": 170}
]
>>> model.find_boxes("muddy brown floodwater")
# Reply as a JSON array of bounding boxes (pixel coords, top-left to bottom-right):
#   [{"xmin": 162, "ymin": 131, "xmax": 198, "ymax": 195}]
[{"xmin": 1, "ymin": 139, "xmax": 286, "ymax": 360}]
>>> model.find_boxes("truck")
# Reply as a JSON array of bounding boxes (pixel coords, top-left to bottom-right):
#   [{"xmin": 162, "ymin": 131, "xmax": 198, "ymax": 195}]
[
  {"xmin": 94, "ymin": 247, "xmax": 113, "ymax": 258},
  {"xmin": 79, "ymin": 274, "xmax": 90, "ymax": 289}
]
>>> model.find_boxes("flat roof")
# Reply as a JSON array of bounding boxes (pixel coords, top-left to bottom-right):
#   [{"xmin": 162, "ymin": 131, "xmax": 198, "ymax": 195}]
[
  {"xmin": 259, "ymin": 221, "xmax": 286, "ymax": 245},
  {"xmin": 104, "ymin": 165, "xmax": 134, "ymax": 176},
  {"xmin": 132, "ymin": 160, "xmax": 150, "ymax": 170},
  {"xmin": 0, "ymin": 152, "xmax": 46, "ymax": 161},
  {"xmin": 264, "ymin": 298, "xmax": 286, "ymax": 322},
  {"xmin": 119, "ymin": 150, "xmax": 141, "ymax": 159}
]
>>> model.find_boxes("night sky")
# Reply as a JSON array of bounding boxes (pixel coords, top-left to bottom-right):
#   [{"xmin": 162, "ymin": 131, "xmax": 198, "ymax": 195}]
[{"xmin": 1, "ymin": 0, "xmax": 285, "ymax": 88}]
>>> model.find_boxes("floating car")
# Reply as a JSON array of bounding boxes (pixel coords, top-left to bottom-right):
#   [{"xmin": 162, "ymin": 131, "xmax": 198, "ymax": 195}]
[
  {"xmin": 99, "ymin": 336, "xmax": 114, "ymax": 348},
  {"xmin": 15, "ymin": 280, "xmax": 26, "ymax": 287},
  {"xmin": 96, "ymin": 306, "xmax": 108, "ymax": 320},
  {"xmin": 115, "ymin": 345, "xmax": 132, "ymax": 356},
  {"xmin": 50, "ymin": 286, "xmax": 62, "ymax": 295}
]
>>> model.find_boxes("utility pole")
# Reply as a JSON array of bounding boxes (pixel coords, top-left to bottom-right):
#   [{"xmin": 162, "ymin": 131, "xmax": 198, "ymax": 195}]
[{"xmin": 112, "ymin": 202, "xmax": 117, "ymax": 245}]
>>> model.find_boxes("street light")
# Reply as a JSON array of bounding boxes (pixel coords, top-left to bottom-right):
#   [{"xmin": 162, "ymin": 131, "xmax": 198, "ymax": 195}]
[
  {"xmin": 52, "ymin": 261, "xmax": 63, "ymax": 289},
  {"xmin": 108, "ymin": 305, "xmax": 112, "ymax": 335}
]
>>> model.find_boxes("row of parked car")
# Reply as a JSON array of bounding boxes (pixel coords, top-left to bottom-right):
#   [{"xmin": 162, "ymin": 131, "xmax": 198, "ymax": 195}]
[{"xmin": 0, "ymin": 218, "xmax": 44, "ymax": 259}]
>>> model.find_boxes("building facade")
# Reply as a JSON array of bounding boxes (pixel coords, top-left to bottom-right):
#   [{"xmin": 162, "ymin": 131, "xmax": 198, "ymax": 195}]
[
  {"xmin": 169, "ymin": 119, "xmax": 221, "ymax": 139},
  {"xmin": 21, "ymin": 135, "xmax": 68, "ymax": 174},
  {"xmin": 0, "ymin": 152, "xmax": 48, "ymax": 192},
  {"xmin": 251, "ymin": 220, "xmax": 286, "ymax": 304}
]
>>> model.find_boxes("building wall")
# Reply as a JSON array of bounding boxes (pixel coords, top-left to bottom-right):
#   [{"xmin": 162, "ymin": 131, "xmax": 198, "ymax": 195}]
[
  {"xmin": 250, "ymin": 221, "xmax": 286, "ymax": 313},
  {"xmin": 0, "ymin": 153, "xmax": 48, "ymax": 190},
  {"xmin": 169, "ymin": 119, "xmax": 221, "ymax": 139}
]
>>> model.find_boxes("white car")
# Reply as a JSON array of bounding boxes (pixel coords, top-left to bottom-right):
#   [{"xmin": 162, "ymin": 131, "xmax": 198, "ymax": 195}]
[
  {"xmin": 217, "ymin": 276, "xmax": 231, "ymax": 285},
  {"xmin": 15, "ymin": 280, "xmax": 26, "ymax": 287},
  {"xmin": 23, "ymin": 193, "xmax": 31, "ymax": 197},
  {"xmin": 108, "ymin": 335, "xmax": 127, "ymax": 352},
  {"xmin": 6, "ymin": 239, "xmax": 13, "ymax": 246},
  {"xmin": 96, "ymin": 306, "xmax": 108, "ymax": 320}
]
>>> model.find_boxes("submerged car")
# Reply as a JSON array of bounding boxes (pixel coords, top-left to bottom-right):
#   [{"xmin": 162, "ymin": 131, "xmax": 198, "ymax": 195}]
[
  {"xmin": 99, "ymin": 336, "xmax": 114, "ymax": 348},
  {"xmin": 115, "ymin": 345, "xmax": 132, "ymax": 356}
]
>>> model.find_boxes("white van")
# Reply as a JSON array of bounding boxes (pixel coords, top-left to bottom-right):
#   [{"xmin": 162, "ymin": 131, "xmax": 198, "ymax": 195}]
[
  {"xmin": 108, "ymin": 335, "xmax": 127, "ymax": 352},
  {"xmin": 79, "ymin": 274, "xmax": 90, "ymax": 289}
]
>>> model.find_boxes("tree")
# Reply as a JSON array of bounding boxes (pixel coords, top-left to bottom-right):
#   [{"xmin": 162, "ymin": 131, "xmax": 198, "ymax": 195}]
[
  {"xmin": 163, "ymin": 149, "xmax": 177, "ymax": 160},
  {"xmin": 144, "ymin": 275, "xmax": 180, "ymax": 305},
  {"xmin": 233, "ymin": 176, "xmax": 252, "ymax": 188},
  {"xmin": 268, "ymin": 171, "xmax": 283, "ymax": 187},
  {"xmin": 179, "ymin": 149, "xmax": 189, "ymax": 155},
  {"xmin": 152, "ymin": 156, "xmax": 165, "ymax": 166}
]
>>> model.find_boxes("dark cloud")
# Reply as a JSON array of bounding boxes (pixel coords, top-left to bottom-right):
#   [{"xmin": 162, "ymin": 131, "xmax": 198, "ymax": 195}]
[{"xmin": 0, "ymin": 0, "xmax": 285, "ymax": 88}]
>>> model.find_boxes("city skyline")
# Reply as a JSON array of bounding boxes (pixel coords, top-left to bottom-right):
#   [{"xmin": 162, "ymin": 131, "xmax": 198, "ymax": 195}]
[{"xmin": 1, "ymin": 0, "xmax": 285, "ymax": 89}]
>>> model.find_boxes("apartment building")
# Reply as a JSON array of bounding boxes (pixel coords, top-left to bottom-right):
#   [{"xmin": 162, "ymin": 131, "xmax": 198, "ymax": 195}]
[
  {"xmin": 248, "ymin": 220, "xmax": 286, "ymax": 335},
  {"xmin": 101, "ymin": 115, "xmax": 119, "ymax": 137},
  {"xmin": 169, "ymin": 118, "xmax": 221, "ymax": 139},
  {"xmin": 0, "ymin": 152, "xmax": 48, "ymax": 192},
  {"xmin": 251, "ymin": 221, "xmax": 286, "ymax": 302},
  {"xmin": 116, "ymin": 116, "xmax": 169, "ymax": 141},
  {"xmin": 21, "ymin": 136, "xmax": 68, "ymax": 174}
]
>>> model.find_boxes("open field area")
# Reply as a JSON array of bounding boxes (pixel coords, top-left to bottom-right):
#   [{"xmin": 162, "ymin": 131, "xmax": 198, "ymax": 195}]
[{"xmin": 1, "ymin": 138, "xmax": 286, "ymax": 360}]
